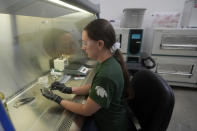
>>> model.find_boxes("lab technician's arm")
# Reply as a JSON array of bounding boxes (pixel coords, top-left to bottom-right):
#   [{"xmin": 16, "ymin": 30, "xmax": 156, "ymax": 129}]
[
  {"xmin": 72, "ymin": 84, "xmax": 91, "ymax": 95},
  {"xmin": 60, "ymin": 97, "xmax": 101, "ymax": 116},
  {"xmin": 51, "ymin": 82, "xmax": 91, "ymax": 95}
]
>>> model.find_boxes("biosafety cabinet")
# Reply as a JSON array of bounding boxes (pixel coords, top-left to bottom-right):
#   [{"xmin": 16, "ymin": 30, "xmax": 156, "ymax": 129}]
[
  {"xmin": 151, "ymin": 28, "xmax": 197, "ymax": 88},
  {"xmin": 0, "ymin": 0, "xmax": 99, "ymax": 130}
]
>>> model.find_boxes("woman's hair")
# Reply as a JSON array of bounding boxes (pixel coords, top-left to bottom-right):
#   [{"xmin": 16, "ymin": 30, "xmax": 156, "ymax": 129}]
[{"xmin": 84, "ymin": 19, "xmax": 134, "ymax": 99}]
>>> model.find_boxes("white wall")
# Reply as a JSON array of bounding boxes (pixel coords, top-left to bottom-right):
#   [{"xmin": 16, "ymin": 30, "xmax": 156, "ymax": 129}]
[{"xmin": 99, "ymin": 0, "xmax": 186, "ymax": 53}]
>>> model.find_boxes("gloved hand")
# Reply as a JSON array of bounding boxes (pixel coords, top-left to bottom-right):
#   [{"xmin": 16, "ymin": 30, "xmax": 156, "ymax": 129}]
[
  {"xmin": 40, "ymin": 89, "xmax": 62, "ymax": 104},
  {"xmin": 50, "ymin": 81, "xmax": 72, "ymax": 94}
]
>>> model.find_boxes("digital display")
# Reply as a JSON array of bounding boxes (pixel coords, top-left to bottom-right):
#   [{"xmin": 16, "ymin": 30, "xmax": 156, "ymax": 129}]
[{"xmin": 131, "ymin": 34, "xmax": 141, "ymax": 39}]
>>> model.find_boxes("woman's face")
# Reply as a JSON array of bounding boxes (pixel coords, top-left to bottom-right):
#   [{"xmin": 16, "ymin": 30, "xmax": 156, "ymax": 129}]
[{"xmin": 81, "ymin": 30, "xmax": 99, "ymax": 59}]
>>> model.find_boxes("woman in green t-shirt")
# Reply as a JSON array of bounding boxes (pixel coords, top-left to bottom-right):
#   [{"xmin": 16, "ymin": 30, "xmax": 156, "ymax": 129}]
[{"xmin": 41, "ymin": 19, "xmax": 134, "ymax": 131}]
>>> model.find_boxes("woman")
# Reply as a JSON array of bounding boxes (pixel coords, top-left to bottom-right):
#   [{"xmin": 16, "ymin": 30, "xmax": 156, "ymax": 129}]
[{"xmin": 41, "ymin": 19, "xmax": 134, "ymax": 131}]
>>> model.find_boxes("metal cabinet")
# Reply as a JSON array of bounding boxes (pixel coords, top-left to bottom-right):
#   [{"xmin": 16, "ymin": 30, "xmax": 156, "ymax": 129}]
[
  {"xmin": 152, "ymin": 28, "xmax": 197, "ymax": 88},
  {"xmin": 152, "ymin": 28, "xmax": 197, "ymax": 57},
  {"xmin": 152, "ymin": 56, "xmax": 197, "ymax": 87}
]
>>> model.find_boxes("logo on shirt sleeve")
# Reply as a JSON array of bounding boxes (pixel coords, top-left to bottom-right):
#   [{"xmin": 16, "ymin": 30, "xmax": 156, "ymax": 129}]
[{"xmin": 95, "ymin": 86, "xmax": 107, "ymax": 98}]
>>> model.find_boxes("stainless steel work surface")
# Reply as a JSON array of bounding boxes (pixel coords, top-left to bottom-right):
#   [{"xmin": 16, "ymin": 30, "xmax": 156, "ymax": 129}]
[{"xmin": 7, "ymin": 70, "xmax": 94, "ymax": 131}]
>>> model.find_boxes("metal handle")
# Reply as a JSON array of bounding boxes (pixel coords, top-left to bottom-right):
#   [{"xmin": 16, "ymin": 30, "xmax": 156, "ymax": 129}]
[
  {"xmin": 157, "ymin": 71, "xmax": 193, "ymax": 76},
  {"xmin": 161, "ymin": 44, "xmax": 197, "ymax": 50}
]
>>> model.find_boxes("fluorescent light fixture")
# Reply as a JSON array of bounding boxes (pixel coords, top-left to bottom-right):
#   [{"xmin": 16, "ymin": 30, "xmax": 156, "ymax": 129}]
[{"xmin": 46, "ymin": 0, "xmax": 90, "ymax": 13}]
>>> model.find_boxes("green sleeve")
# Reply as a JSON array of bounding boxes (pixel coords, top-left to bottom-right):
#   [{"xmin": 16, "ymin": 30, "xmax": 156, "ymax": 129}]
[{"xmin": 89, "ymin": 76, "xmax": 115, "ymax": 108}]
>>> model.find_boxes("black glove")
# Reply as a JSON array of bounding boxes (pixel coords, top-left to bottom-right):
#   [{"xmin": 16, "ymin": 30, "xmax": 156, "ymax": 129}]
[
  {"xmin": 40, "ymin": 89, "xmax": 62, "ymax": 104},
  {"xmin": 50, "ymin": 81, "xmax": 72, "ymax": 94}
]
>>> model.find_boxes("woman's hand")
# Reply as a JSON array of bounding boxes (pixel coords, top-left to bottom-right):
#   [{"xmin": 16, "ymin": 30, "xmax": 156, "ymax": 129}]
[
  {"xmin": 50, "ymin": 81, "xmax": 72, "ymax": 94},
  {"xmin": 40, "ymin": 88, "xmax": 62, "ymax": 104}
]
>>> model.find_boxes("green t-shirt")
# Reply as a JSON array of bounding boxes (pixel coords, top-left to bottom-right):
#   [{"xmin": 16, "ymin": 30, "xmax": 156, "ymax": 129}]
[{"xmin": 89, "ymin": 56, "xmax": 128, "ymax": 131}]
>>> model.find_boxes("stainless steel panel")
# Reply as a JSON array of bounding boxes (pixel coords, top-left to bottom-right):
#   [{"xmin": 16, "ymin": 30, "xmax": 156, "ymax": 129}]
[
  {"xmin": 161, "ymin": 35, "xmax": 197, "ymax": 50},
  {"xmin": 157, "ymin": 71, "xmax": 192, "ymax": 77},
  {"xmin": 153, "ymin": 56, "xmax": 197, "ymax": 84},
  {"xmin": 0, "ymin": 7, "xmax": 96, "ymax": 99},
  {"xmin": 156, "ymin": 63, "xmax": 193, "ymax": 78},
  {"xmin": 7, "ymin": 70, "xmax": 95, "ymax": 131},
  {"xmin": 161, "ymin": 44, "xmax": 197, "ymax": 50},
  {"xmin": 152, "ymin": 28, "xmax": 197, "ymax": 56}
]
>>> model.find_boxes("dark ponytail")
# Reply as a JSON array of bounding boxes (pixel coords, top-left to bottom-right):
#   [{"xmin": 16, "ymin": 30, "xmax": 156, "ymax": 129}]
[
  {"xmin": 84, "ymin": 19, "xmax": 134, "ymax": 99},
  {"xmin": 113, "ymin": 50, "xmax": 134, "ymax": 99}
]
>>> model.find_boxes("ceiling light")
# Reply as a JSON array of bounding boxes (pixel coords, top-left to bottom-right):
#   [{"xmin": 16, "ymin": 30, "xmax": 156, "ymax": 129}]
[{"xmin": 46, "ymin": 0, "xmax": 90, "ymax": 13}]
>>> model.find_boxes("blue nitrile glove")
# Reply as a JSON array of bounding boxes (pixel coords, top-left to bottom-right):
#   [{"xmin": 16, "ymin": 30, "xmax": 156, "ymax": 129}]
[
  {"xmin": 40, "ymin": 89, "xmax": 62, "ymax": 104},
  {"xmin": 50, "ymin": 81, "xmax": 72, "ymax": 94}
]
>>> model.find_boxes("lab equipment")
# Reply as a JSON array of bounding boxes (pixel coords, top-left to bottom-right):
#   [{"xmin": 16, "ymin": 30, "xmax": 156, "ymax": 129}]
[
  {"xmin": 59, "ymin": 75, "xmax": 71, "ymax": 84},
  {"xmin": 74, "ymin": 76, "xmax": 86, "ymax": 80},
  {"xmin": 121, "ymin": 8, "xmax": 146, "ymax": 28},
  {"xmin": 13, "ymin": 97, "xmax": 35, "ymax": 108},
  {"xmin": 54, "ymin": 57, "xmax": 69, "ymax": 71},
  {"xmin": 115, "ymin": 28, "xmax": 144, "ymax": 63},
  {"xmin": 64, "ymin": 63, "xmax": 89, "ymax": 76},
  {"xmin": 152, "ymin": 28, "xmax": 197, "ymax": 88},
  {"xmin": 38, "ymin": 76, "xmax": 49, "ymax": 88},
  {"xmin": 0, "ymin": 0, "xmax": 98, "ymax": 130}
]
